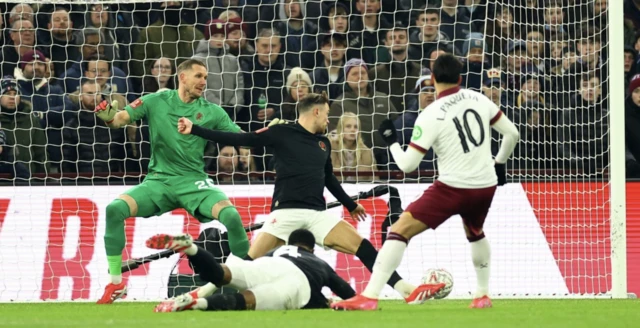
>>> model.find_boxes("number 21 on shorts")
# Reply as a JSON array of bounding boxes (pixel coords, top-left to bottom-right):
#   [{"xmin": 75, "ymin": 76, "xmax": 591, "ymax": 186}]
[
  {"xmin": 195, "ymin": 178, "xmax": 216, "ymax": 189},
  {"xmin": 453, "ymin": 109, "xmax": 485, "ymax": 153}
]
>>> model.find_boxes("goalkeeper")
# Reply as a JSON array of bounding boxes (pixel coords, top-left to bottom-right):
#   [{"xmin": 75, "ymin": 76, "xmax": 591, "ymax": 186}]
[{"xmin": 94, "ymin": 59, "xmax": 251, "ymax": 304}]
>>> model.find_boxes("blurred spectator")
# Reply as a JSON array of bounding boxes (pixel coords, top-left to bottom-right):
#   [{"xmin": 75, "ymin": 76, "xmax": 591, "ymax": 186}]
[
  {"xmin": 440, "ymin": 0, "xmax": 470, "ymax": 52},
  {"xmin": 409, "ymin": 7, "xmax": 452, "ymax": 67},
  {"xmin": 559, "ymin": 74, "xmax": 609, "ymax": 174},
  {"xmin": 546, "ymin": 34, "xmax": 568, "ymax": 72},
  {"xmin": 1, "ymin": 19, "xmax": 36, "ymax": 77},
  {"xmin": 0, "ymin": 78, "xmax": 47, "ymax": 174},
  {"xmin": 576, "ymin": 28, "xmax": 604, "ymax": 72},
  {"xmin": 626, "ymin": 74, "xmax": 640, "ymax": 178},
  {"xmin": 369, "ymin": 22, "xmax": 421, "ymax": 112},
  {"xmin": 38, "ymin": 7, "xmax": 81, "ymax": 80},
  {"xmin": 312, "ymin": 33, "xmax": 347, "ymax": 103},
  {"xmin": 509, "ymin": 100, "xmax": 559, "ymax": 170},
  {"xmin": 59, "ymin": 27, "xmax": 108, "ymax": 93},
  {"xmin": 241, "ymin": 28, "xmax": 289, "ymax": 132},
  {"xmin": 517, "ymin": 73, "xmax": 547, "ymax": 107},
  {"xmin": 330, "ymin": 112, "xmax": 376, "ymax": 182},
  {"xmin": 461, "ymin": 0, "xmax": 487, "ymax": 32},
  {"xmin": 195, "ymin": 19, "xmax": 245, "ymax": 118},
  {"xmin": 213, "ymin": 145, "xmax": 239, "ymax": 183},
  {"xmin": 238, "ymin": 147, "xmax": 257, "ymax": 173},
  {"xmin": 485, "ymin": 6, "xmax": 518, "ymax": 67},
  {"xmin": 281, "ymin": 67, "xmax": 311, "ymax": 121},
  {"xmin": 461, "ymin": 33, "xmax": 488, "ymax": 90},
  {"xmin": 525, "ymin": 28, "xmax": 547, "ymax": 73},
  {"xmin": 317, "ymin": 2, "xmax": 360, "ymax": 64},
  {"xmin": 130, "ymin": 1, "xmax": 204, "ymax": 81},
  {"xmin": 481, "ymin": 68, "xmax": 510, "ymax": 112},
  {"xmin": 0, "ymin": 129, "xmax": 30, "ymax": 179},
  {"xmin": 625, "ymin": 46, "xmax": 638, "ymax": 97},
  {"xmin": 85, "ymin": 3, "xmax": 139, "ymax": 74},
  {"xmin": 392, "ymin": 71, "xmax": 436, "ymax": 170},
  {"xmin": 350, "ymin": 0, "xmax": 392, "ymax": 65},
  {"xmin": 543, "ymin": 0, "xmax": 567, "ymax": 41},
  {"xmin": 0, "ymin": 8, "xmax": 4, "ymax": 48},
  {"xmin": 217, "ymin": 16, "xmax": 254, "ymax": 71},
  {"xmin": 63, "ymin": 79, "xmax": 126, "ymax": 174},
  {"xmin": 142, "ymin": 57, "xmax": 176, "ymax": 95},
  {"xmin": 330, "ymin": 58, "xmax": 398, "ymax": 166},
  {"xmin": 271, "ymin": 0, "xmax": 318, "ymax": 69},
  {"xmin": 8, "ymin": 4, "xmax": 34, "ymax": 27},
  {"xmin": 82, "ymin": 56, "xmax": 136, "ymax": 102}
]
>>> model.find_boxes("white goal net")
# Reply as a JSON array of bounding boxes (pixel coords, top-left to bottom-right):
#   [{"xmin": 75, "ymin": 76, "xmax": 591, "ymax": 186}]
[{"xmin": 0, "ymin": 0, "xmax": 628, "ymax": 301}]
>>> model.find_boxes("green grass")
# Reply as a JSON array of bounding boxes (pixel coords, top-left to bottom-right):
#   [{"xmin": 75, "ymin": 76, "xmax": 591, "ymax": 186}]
[{"xmin": 1, "ymin": 300, "xmax": 638, "ymax": 328}]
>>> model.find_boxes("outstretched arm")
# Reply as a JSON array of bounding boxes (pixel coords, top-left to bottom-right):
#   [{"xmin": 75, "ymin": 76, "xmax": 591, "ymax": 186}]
[
  {"xmin": 324, "ymin": 149, "xmax": 359, "ymax": 213},
  {"xmin": 327, "ymin": 266, "xmax": 356, "ymax": 300},
  {"xmin": 94, "ymin": 100, "xmax": 132, "ymax": 129},
  {"xmin": 379, "ymin": 119, "xmax": 432, "ymax": 173},
  {"xmin": 180, "ymin": 117, "xmax": 274, "ymax": 148}
]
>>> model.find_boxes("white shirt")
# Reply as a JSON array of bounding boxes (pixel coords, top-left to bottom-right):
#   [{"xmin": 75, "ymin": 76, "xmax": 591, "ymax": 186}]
[{"xmin": 405, "ymin": 87, "xmax": 503, "ymax": 188}]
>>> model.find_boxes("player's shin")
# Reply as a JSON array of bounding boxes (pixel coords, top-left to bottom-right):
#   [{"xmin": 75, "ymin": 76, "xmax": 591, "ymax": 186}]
[
  {"xmin": 469, "ymin": 234, "xmax": 491, "ymax": 298},
  {"xmin": 361, "ymin": 233, "xmax": 408, "ymax": 299},
  {"xmin": 218, "ymin": 206, "xmax": 250, "ymax": 258},
  {"xmin": 187, "ymin": 246, "xmax": 227, "ymax": 286},
  {"xmin": 356, "ymin": 239, "xmax": 415, "ymax": 298},
  {"xmin": 198, "ymin": 293, "xmax": 247, "ymax": 311},
  {"xmin": 103, "ymin": 199, "xmax": 131, "ymax": 284}
]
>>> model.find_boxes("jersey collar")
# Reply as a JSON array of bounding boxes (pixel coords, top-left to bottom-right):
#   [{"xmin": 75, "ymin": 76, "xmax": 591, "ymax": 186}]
[{"xmin": 436, "ymin": 86, "xmax": 461, "ymax": 99}]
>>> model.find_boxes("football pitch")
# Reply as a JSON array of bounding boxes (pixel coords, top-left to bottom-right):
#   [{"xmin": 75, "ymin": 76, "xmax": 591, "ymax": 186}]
[{"xmin": 1, "ymin": 300, "xmax": 638, "ymax": 328}]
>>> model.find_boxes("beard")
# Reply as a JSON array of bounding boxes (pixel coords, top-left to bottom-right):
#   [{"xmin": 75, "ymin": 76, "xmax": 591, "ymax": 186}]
[{"xmin": 391, "ymin": 48, "xmax": 407, "ymax": 56}]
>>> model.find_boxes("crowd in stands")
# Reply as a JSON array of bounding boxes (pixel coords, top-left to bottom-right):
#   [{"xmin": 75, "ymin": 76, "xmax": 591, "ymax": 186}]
[{"xmin": 0, "ymin": 0, "xmax": 633, "ymax": 180}]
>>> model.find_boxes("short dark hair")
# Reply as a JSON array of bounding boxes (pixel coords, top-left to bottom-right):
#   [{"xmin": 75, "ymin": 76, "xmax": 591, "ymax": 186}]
[
  {"xmin": 432, "ymin": 53, "xmax": 462, "ymax": 84},
  {"xmin": 298, "ymin": 92, "xmax": 329, "ymax": 114},
  {"xmin": 176, "ymin": 58, "xmax": 206, "ymax": 75},
  {"xmin": 288, "ymin": 229, "xmax": 315, "ymax": 250},
  {"xmin": 321, "ymin": 33, "xmax": 348, "ymax": 48},
  {"xmin": 82, "ymin": 55, "xmax": 112, "ymax": 73},
  {"xmin": 425, "ymin": 7, "xmax": 440, "ymax": 18}
]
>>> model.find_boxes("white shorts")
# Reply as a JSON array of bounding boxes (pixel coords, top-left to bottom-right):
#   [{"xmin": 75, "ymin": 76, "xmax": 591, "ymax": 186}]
[
  {"xmin": 260, "ymin": 209, "xmax": 342, "ymax": 248},
  {"xmin": 225, "ymin": 256, "xmax": 311, "ymax": 310}
]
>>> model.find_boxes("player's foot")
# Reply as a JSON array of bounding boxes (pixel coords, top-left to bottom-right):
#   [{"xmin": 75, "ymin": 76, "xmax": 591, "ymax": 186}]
[
  {"xmin": 405, "ymin": 283, "xmax": 446, "ymax": 305},
  {"xmin": 154, "ymin": 294, "xmax": 197, "ymax": 312},
  {"xmin": 469, "ymin": 295, "xmax": 492, "ymax": 309},
  {"xmin": 146, "ymin": 233, "xmax": 193, "ymax": 252},
  {"xmin": 330, "ymin": 295, "xmax": 378, "ymax": 311},
  {"xmin": 96, "ymin": 281, "xmax": 127, "ymax": 304}
]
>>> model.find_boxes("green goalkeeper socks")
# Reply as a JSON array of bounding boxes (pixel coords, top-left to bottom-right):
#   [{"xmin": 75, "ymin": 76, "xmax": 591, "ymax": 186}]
[
  {"xmin": 104, "ymin": 199, "xmax": 131, "ymax": 276},
  {"xmin": 218, "ymin": 206, "xmax": 250, "ymax": 258}
]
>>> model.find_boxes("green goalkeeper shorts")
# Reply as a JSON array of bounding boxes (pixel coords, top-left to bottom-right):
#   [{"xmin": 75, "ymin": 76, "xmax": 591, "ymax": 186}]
[{"xmin": 123, "ymin": 175, "xmax": 229, "ymax": 223}]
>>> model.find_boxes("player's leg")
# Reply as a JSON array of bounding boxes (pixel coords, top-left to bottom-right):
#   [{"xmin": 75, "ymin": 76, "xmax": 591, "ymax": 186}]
[
  {"xmin": 178, "ymin": 181, "xmax": 250, "ymax": 258},
  {"xmin": 460, "ymin": 185, "xmax": 497, "ymax": 309},
  {"xmin": 321, "ymin": 219, "xmax": 416, "ymax": 299},
  {"xmin": 99, "ymin": 180, "xmax": 175, "ymax": 304},
  {"xmin": 245, "ymin": 209, "xmax": 301, "ymax": 260},
  {"xmin": 332, "ymin": 181, "xmax": 459, "ymax": 310}
]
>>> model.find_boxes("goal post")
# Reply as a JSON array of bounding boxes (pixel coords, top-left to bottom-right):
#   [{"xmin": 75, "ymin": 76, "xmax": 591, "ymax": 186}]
[{"xmin": 608, "ymin": 0, "xmax": 628, "ymax": 299}]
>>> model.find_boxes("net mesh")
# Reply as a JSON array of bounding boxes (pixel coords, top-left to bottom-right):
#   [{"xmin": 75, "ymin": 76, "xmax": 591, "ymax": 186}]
[{"xmin": 0, "ymin": 0, "xmax": 619, "ymax": 301}]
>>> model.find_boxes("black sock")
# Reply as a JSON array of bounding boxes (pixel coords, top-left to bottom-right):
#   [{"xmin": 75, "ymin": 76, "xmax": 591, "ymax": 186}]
[
  {"xmin": 205, "ymin": 293, "xmax": 247, "ymax": 311},
  {"xmin": 188, "ymin": 246, "xmax": 225, "ymax": 285},
  {"xmin": 242, "ymin": 254, "xmax": 253, "ymax": 261},
  {"xmin": 356, "ymin": 239, "xmax": 403, "ymax": 287}
]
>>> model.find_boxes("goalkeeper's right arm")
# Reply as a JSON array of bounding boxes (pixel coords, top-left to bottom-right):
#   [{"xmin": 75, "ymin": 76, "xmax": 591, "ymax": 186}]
[{"xmin": 94, "ymin": 100, "xmax": 131, "ymax": 129}]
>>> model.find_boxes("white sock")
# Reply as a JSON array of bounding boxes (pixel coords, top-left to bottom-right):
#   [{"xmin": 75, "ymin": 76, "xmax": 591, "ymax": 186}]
[
  {"xmin": 110, "ymin": 274, "xmax": 122, "ymax": 284},
  {"xmin": 393, "ymin": 279, "xmax": 417, "ymax": 299},
  {"xmin": 196, "ymin": 283, "xmax": 218, "ymax": 298},
  {"xmin": 194, "ymin": 298, "xmax": 208, "ymax": 310},
  {"xmin": 184, "ymin": 244, "xmax": 198, "ymax": 256},
  {"xmin": 470, "ymin": 237, "xmax": 491, "ymax": 298},
  {"xmin": 361, "ymin": 240, "xmax": 407, "ymax": 299}
]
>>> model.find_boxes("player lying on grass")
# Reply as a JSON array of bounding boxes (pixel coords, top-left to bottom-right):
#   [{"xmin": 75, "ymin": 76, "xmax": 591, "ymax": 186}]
[
  {"xmin": 332, "ymin": 54, "xmax": 520, "ymax": 311},
  {"xmin": 93, "ymin": 59, "xmax": 252, "ymax": 304},
  {"xmin": 147, "ymin": 229, "xmax": 356, "ymax": 311},
  {"xmin": 176, "ymin": 92, "xmax": 444, "ymax": 303}
]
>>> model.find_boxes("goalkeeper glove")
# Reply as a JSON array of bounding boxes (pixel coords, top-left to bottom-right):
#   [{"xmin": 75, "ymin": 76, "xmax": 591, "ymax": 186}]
[
  {"xmin": 94, "ymin": 100, "xmax": 119, "ymax": 124},
  {"xmin": 378, "ymin": 119, "xmax": 398, "ymax": 146},
  {"xmin": 495, "ymin": 162, "xmax": 507, "ymax": 186},
  {"xmin": 268, "ymin": 118, "xmax": 289, "ymax": 127}
]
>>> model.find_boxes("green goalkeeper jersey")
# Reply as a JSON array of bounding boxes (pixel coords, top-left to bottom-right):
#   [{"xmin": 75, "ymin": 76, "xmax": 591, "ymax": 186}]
[{"xmin": 125, "ymin": 90, "xmax": 241, "ymax": 177}]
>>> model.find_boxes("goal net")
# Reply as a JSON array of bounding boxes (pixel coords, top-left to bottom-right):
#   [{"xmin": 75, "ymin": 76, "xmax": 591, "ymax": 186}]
[{"xmin": 0, "ymin": 0, "xmax": 627, "ymax": 301}]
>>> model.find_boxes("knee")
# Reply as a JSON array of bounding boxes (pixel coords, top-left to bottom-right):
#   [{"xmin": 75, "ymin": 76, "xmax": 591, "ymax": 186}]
[
  {"xmin": 217, "ymin": 206, "xmax": 242, "ymax": 225},
  {"xmin": 389, "ymin": 212, "xmax": 426, "ymax": 241},
  {"xmin": 105, "ymin": 199, "xmax": 131, "ymax": 224}
]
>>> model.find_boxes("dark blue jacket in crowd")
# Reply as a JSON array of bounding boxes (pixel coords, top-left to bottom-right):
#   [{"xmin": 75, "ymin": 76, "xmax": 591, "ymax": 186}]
[
  {"xmin": 392, "ymin": 109, "xmax": 436, "ymax": 171},
  {"xmin": 60, "ymin": 59, "xmax": 136, "ymax": 102}
]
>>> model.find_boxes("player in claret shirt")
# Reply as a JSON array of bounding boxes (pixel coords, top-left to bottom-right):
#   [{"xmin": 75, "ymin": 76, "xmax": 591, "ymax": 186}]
[
  {"xmin": 332, "ymin": 53, "xmax": 520, "ymax": 311},
  {"xmin": 177, "ymin": 92, "xmax": 443, "ymax": 304},
  {"xmin": 93, "ymin": 59, "xmax": 252, "ymax": 304},
  {"xmin": 148, "ymin": 229, "xmax": 356, "ymax": 312}
]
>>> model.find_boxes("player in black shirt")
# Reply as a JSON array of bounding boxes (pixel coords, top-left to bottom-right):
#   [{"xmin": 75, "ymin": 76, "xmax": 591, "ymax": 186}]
[
  {"xmin": 148, "ymin": 229, "xmax": 355, "ymax": 311},
  {"xmin": 177, "ymin": 92, "xmax": 428, "ymax": 303}
]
